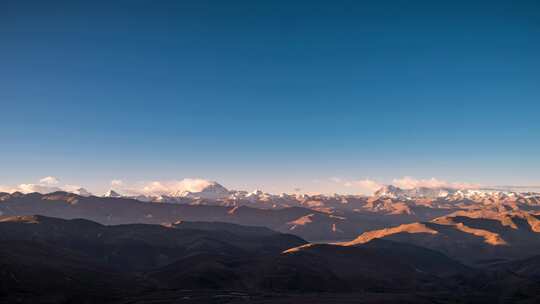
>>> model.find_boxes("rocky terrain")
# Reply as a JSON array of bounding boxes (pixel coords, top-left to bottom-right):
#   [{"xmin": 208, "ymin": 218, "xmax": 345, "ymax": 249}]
[
  {"xmin": 2, "ymin": 185, "xmax": 540, "ymax": 303},
  {"xmin": 338, "ymin": 210, "xmax": 540, "ymax": 265},
  {"xmin": 2, "ymin": 215, "xmax": 540, "ymax": 303},
  {"xmin": 2, "ymin": 184, "xmax": 539, "ymax": 243},
  {"xmin": 101, "ymin": 182, "xmax": 540, "ymax": 214}
]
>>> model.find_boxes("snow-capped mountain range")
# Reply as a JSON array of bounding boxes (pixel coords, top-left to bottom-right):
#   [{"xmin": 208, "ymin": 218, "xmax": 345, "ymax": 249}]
[
  {"xmin": 373, "ymin": 184, "xmax": 540, "ymax": 201},
  {"xmin": 97, "ymin": 181, "xmax": 540, "ymax": 212},
  {"xmin": 2, "ymin": 183, "xmax": 540, "ymax": 245},
  {"xmin": 3, "ymin": 178, "xmax": 539, "ymax": 212}
]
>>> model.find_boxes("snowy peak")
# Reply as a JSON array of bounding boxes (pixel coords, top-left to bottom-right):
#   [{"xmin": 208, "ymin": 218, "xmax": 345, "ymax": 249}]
[
  {"xmin": 70, "ymin": 187, "xmax": 92, "ymax": 197},
  {"xmin": 373, "ymin": 185, "xmax": 403, "ymax": 198},
  {"xmin": 175, "ymin": 181, "xmax": 230, "ymax": 200},
  {"xmin": 374, "ymin": 185, "xmax": 458, "ymax": 199},
  {"xmin": 373, "ymin": 185, "xmax": 540, "ymax": 202},
  {"xmin": 103, "ymin": 189, "xmax": 122, "ymax": 198}
]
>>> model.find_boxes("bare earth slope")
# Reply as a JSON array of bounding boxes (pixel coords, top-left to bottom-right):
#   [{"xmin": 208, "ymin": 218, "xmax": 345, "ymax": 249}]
[
  {"xmin": 3, "ymin": 215, "xmax": 540, "ymax": 303},
  {"xmin": 342, "ymin": 211, "xmax": 540, "ymax": 264}
]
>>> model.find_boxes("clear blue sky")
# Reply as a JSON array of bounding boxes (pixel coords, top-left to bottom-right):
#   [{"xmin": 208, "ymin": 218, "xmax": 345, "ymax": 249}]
[{"xmin": 1, "ymin": 0, "xmax": 539, "ymax": 193}]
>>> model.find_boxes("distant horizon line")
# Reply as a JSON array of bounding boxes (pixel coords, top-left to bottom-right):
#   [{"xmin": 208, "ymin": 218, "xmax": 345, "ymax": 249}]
[
  {"xmin": 2, "ymin": 175, "xmax": 540, "ymax": 197},
  {"xmin": 2, "ymin": 183, "xmax": 540, "ymax": 197}
]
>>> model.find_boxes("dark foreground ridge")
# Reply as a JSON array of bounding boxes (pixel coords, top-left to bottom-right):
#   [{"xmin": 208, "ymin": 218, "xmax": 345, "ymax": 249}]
[{"xmin": 1, "ymin": 215, "xmax": 540, "ymax": 303}]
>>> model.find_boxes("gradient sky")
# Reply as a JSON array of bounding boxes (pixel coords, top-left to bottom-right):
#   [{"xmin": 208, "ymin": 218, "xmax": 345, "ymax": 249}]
[{"xmin": 1, "ymin": 0, "xmax": 539, "ymax": 194}]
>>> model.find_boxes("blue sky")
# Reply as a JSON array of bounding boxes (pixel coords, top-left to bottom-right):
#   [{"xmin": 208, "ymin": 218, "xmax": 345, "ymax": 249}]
[{"xmin": 0, "ymin": 0, "xmax": 539, "ymax": 194}]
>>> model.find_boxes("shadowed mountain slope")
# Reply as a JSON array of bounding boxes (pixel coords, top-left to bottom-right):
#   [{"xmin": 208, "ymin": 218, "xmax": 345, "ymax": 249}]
[
  {"xmin": 341, "ymin": 212, "xmax": 540, "ymax": 264},
  {"xmin": 3, "ymin": 215, "xmax": 540, "ymax": 303},
  {"xmin": 0, "ymin": 192, "xmax": 392, "ymax": 241}
]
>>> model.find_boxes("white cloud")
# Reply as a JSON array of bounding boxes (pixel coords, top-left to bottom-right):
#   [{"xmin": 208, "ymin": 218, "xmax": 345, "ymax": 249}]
[
  {"xmin": 62, "ymin": 185, "xmax": 92, "ymax": 196},
  {"xmin": 345, "ymin": 179, "xmax": 383, "ymax": 194},
  {"xmin": 0, "ymin": 176, "xmax": 93, "ymax": 195},
  {"xmin": 2, "ymin": 183, "xmax": 93, "ymax": 195},
  {"xmin": 392, "ymin": 177, "xmax": 444, "ymax": 189},
  {"xmin": 342, "ymin": 176, "xmax": 479, "ymax": 195},
  {"xmin": 121, "ymin": 178, "xmax": 217, "ymax": 196},
  {"xmin": 17, "ymin": 184, "xmax": 62, "ymax": 194},
  {"xmin": 111, "ymin": 179, "xmax": 123, "ymax": 187},
  {"xmin": 14, "ymin": 176, "xmax": 63, "ymax": 193},
  {"xmin": 39, "ymin": 176, "xmax": 59, "ymax": 185},
  {"xmin": 0, "ymin": 176, "xmax": 481, "ymax": 197},
  {"xmin": 392, "ymin": 176, "xmax": 479, "ymax": 190},
  {"xmin": 139, "ymin": 181, "xmax": 170, "ymax": 195},
  {"xmin": 356, "ymin": 179, "xmax": 384, "ymax": 191}
]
